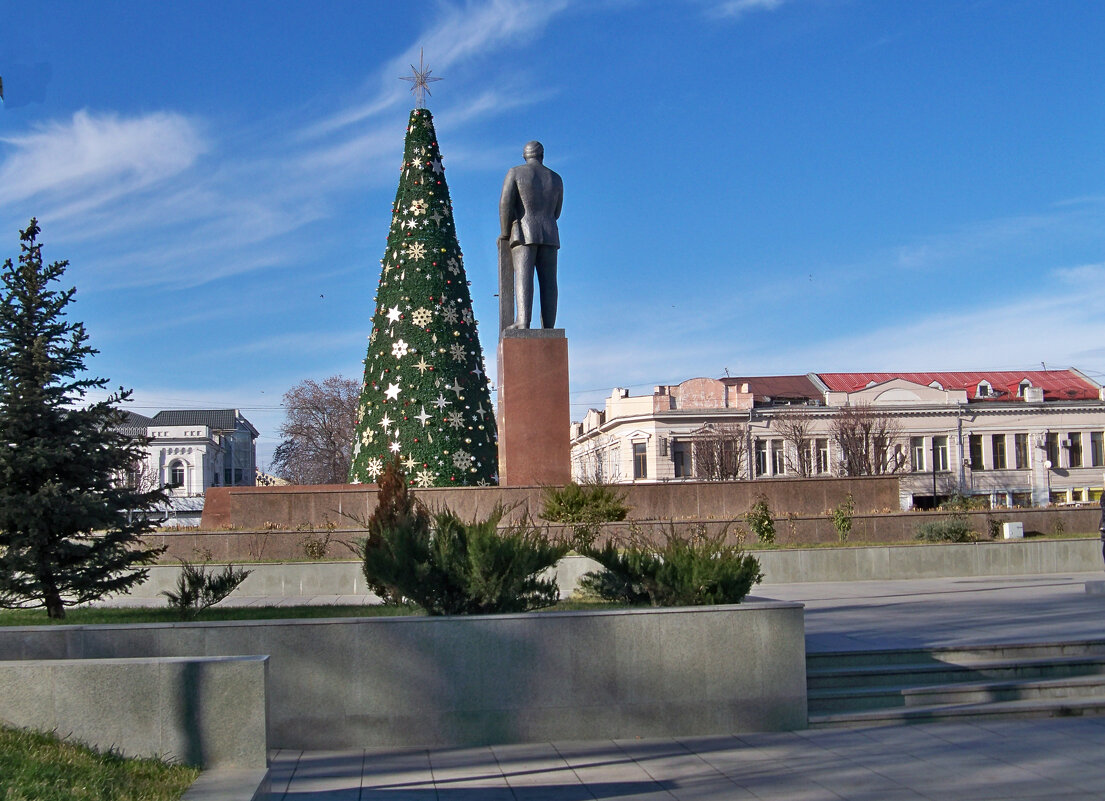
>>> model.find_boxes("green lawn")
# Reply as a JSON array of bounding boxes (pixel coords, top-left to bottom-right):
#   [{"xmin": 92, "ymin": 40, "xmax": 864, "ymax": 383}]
[
  {"xmin": 0, "ymin": 598, "xmax": 622, "ymax": 627},
  {"xmin": 0, "ymin": 726, "xmax": 199, "ymax": 801},
  {"xmin": 0, "ymin": 603, "xmax": 420, "ymax": 626}
]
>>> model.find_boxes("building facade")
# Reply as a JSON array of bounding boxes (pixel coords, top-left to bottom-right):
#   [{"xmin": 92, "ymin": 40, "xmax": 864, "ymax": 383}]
[
  {"xmin": 570, "ymin": 370, "xmax": 1105, "ymax": 510},
  {"xmin": 120, "ymin": 409, "xmax": 259, "ymax": 497}
]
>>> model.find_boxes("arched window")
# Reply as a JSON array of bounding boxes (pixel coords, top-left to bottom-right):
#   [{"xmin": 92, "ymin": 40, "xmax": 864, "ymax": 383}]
[{"xmin": 169, "ymin": 460, "xmax": 185, "ymax": 488}]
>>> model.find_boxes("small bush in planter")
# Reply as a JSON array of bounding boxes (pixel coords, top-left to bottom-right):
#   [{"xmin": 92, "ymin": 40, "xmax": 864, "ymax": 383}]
[
  {"xmin": 162, "ymin": 559, "xmax": 252, "ymax": 620},
  {"xmin": 359, "ymin": 458, "xmax": 569, "ymax": 614},
  {"xmin": 540, "ymin": 481, "xmax": 628, "ymax": 543},
  {"xmin": 579, "ymin": 522, "xmax": 763, "ymax": 606},
  {"xmin": 744, "ymin": 494, "xmax": 776, "ymax": 544},
  {"xmin": 914, "ymin": 518, "xmax": 975, "ymax": 542}
]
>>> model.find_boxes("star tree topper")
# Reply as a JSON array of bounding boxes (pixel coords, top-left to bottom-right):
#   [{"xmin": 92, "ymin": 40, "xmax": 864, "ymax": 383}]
[{"xmin": 400, "ymin": 48, "xmax": 443, "ymax": 108}]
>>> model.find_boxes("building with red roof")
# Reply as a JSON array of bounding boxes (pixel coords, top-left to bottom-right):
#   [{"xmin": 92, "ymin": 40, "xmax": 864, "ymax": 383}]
[{"xmin": 570, "ymin": 369, "xmax": 1105, "ymax": 509}]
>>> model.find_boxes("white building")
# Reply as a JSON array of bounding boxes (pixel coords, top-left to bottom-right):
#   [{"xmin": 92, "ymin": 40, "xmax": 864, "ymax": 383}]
[
  {"xmin": 119, "ymin": 409, "xmax": 259, "ymax": 525},
  {"xmin": 570, "ymin": 369, "xmax": 1105, "ymax": 510}
]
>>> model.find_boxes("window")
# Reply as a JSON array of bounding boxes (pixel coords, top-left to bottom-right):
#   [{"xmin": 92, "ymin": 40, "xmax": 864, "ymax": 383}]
[
  {"xmin": 969, "ymin": 435, "xmax": 984, "ymax": 470},
  {"xmin": 1046, "ymin": 433, "xmax": 1059, "ymax": 466},
  {"xmin": 816, "ymin": 438, "xmax": 829, "ymax": 475},
  {"xmin": 1068, "ymin": 433, "xmax": 1082, "ymax": 468},
  {"xmin": 755, "ymin": 439, "xmax": 768, "ymax": 477},
  {"xmin": 1092, "ymin": 432, "xmax": 1104, "ymax": 468},
  {"xmin": 771, "ymin": 440, "xmax": 785, "ymax": 475},
  {"xmin": 911, "ymin": 437, "xmax": 926, "ymax": 472},
  {"xmin": 169, "ymin": 460, "xmax": 185, "ymax": 488},
  {"xmin": 673, "ymin": 442, "xmax": 691, "ymax": 478},
  {"xmin": 632, "ymin": 442, "xmax": 647, "ymax": 480},
  {"xmin": 1015, "ymin": 434, "xmax": 1029, "ymax": 469},
  {"xmin": 933, "ymin": 436, "xmax": 949, "ymax": 471},
  {"xmin": 991, "ymin": 435, "xmax": 1006, "ymax": 470},
  {"xmin": 1018, "ymin": 380, "xmax": 1032, "ymax": 397},
  {"xmin": 976, "ymin": 381, "xmax": 992, "ymax": 398}
]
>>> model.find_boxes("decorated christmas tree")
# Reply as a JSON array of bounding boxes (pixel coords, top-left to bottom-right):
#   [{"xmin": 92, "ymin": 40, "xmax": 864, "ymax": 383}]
[{"xmin": 349, "ymin": 107, "xmax": 498, "ymax": 487}]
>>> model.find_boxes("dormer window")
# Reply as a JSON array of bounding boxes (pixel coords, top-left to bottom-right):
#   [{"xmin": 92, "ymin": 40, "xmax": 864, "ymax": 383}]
[
  {"xmin": 976, "ymin": 381, "xmax": 992, "ymax": 398},
  {"xmin": 928, "ymin": 381, "xmax": 943, "ymax": 390},
  {"xmin": 1018, "ymin": 380, "xmax": 1032, "ymax": 397}
]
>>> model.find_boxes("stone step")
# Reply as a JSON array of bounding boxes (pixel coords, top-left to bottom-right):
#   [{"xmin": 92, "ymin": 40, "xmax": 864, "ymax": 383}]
[
  {"xmin": 808, "ymin": 695, "xmax": 1105, "ymax": 729},
  {"xmin": 808, "ymin": 674, "xmax": 1105, "ymax": 716},
  {"xmin": 806, "ymin": 639, "xmax": 1105, "ymax": 672},
  {"xmin": 807, "ymin": 655, "xmax": 1105, "ymax": 691},
  {"xmin": 902, "ymin": 675, "xmax": 1105, "ymax": 707}
]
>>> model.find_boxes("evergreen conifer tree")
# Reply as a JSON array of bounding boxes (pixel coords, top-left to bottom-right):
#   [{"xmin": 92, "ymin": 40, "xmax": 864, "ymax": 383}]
[
  {"xmin": 349, "ymin": 109, "xmax": 498, "ymax": 486},
  {"xmin": 0, "ymin": 220, "xmax": 166, "ymax": 619}
]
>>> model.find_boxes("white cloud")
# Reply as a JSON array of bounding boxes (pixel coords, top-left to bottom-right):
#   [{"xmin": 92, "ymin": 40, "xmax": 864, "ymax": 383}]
[
  {"xmin": 1054, "ymin": 262, "xmax": 1105, "ymax": 285},
  {"xmin": 305, "ymin": 0, "xmax": 573, "ymax": 138},
  {"xmin": 709, "ymin": 0, "xmax": 788, "ymax": 21},
  {"xmin": 0, "ymin": 2, "xmax": 578, "ymax": 294},
  {"xmin": 561, "ymin": 257, "xmax": 1105, "ymax": 419},
  {"xmin": 740, "ymin": 279, "xmax": 1105, "ymax": 375},
  {"xmin": 0, "ymin": 110, "xmax": 205, "ymax": 203}
]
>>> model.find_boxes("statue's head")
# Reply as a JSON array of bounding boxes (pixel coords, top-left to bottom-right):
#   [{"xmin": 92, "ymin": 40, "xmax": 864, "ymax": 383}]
[{"xmin": 523, "ymin": 141, "xmax": 544, "ymax": 162}]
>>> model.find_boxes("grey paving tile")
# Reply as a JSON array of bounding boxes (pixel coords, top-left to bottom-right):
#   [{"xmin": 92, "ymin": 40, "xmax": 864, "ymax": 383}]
[{"xmin": 490, "ymin": 742, "xmax": 585, "ymax": 792}]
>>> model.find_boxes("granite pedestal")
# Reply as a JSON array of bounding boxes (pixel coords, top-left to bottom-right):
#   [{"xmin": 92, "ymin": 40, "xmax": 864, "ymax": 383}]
[{"xmin": 496, "ymin": 329, "xmax": 571, "ymax": 487}]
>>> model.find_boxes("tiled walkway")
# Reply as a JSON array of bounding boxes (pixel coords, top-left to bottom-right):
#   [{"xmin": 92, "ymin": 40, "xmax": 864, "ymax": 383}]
[{"xmin": 270, "ymin": 717, "xmax": 1105, "ymax": 800}]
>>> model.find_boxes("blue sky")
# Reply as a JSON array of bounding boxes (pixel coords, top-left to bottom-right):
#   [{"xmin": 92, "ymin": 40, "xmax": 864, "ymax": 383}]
[{"xmin": 2, "ymin": 0, "xmax": 1104, "ymax": 466}]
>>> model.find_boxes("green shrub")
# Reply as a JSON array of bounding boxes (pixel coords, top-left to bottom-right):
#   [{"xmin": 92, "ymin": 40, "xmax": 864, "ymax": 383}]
[
  {"xmin": 914, "ymin": 517, "xmax": 975, "ymax": 542},
  {"xmin": 579, "ymin": 523, "xmax": 763, "ymax": 607},
  {"xmin": 540, "ymin": 481, "xmax": 628, "ymax": 544},
  {"xmin": 359, "ymin": 458, "xmax": 569, "ymax": 615},
  {"xmin": 162, "ymin": 559, "xmax": 252, "ymax": 620},
  {"xmin": 831, "ymin": 493, "xmax": 855, "ymax": 543},
  {"xmin": 744, "ymin": 495, "xmax": 776, "ymax": 544},
  {"xmin": 941, "ymin": 493, "xmax": 989, "ymax": 512},
  {"xmin": 575, "ymin": 537, "xmax": 652, "ymax": 605},
  {"xmin": 428, "ymin": 507, "xmax": 566, "ymax": 614}
]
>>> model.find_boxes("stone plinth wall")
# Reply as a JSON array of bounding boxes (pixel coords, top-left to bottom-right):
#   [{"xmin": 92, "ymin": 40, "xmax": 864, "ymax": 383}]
[
  {"xmin": 0, "ymin": 655, "xmax": 268, "ymax": 768},
  {"xmin": 162, "ymin": 506, "xmax": 1101, "ymax": 563},
  {"xmin": 200, "ymin": 476, "xmax": 899, "ymax": 530},
  {"xmin": 127, "ymin": 537, "xmax": 1103, "ymax": 603},
  {"xmin": 0, "ymin": 604, "xmax": 806, "ymax": 749},
  {"xmin": 754, "ymin": 537, "xmax": 1102, "ymax": 583}
]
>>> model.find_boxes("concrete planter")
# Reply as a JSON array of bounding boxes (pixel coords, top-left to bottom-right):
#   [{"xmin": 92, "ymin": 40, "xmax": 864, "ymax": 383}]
[{"xmin": 0, "ymin": 602, "xmax": 806, "ymax": 749}]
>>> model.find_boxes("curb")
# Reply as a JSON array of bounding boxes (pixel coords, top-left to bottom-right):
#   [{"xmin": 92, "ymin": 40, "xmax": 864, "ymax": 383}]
[{"xmin": 180, "ymin": 767, "xmax": 270, "ymax": 801}]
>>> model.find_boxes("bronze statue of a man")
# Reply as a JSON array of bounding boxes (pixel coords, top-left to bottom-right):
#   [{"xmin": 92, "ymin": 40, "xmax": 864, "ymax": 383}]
[{"xmin": 499, "ymin": 141, "xmax": 563, "ymax": 330}]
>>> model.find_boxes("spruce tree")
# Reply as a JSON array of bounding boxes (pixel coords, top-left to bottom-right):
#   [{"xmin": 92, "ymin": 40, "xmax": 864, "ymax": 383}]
[
  {"xmin": 349, "ymin": 108, "xmax": 498, "ymax": 486},
  {"xmin": 0, "ymin": 220, "xmax": 166, "ymax": 619}
]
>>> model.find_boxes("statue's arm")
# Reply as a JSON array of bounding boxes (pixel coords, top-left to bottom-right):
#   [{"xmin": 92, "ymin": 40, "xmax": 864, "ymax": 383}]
[
  {"xmin": 554, "ymin": 175, "xmax": 563, "ymax": 221},
  {"xmin": 499, "ymin": 172, "xmax": 519, "ymax": 239}
]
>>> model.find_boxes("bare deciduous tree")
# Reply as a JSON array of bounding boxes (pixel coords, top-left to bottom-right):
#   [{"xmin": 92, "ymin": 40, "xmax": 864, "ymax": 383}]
[
  {"xmin": 692, "ymin": 422, "xmax": 747, "ymax": 481},
  {"xmin": 774, "ymin": 410, "xmax": 816, "ymax": 477},
  {"xmin": 271, "ymin": 375, "xmax": 359, "ymax": 485},
  {"xmin": 829, "ymin": 403, "xmax": 905, "ymax": 476}
]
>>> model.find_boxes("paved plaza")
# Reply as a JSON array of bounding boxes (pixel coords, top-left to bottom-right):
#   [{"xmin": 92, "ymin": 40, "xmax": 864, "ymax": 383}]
[
  {"xmin": 269, "ymin": 717, "xmax": 1105, "ymax": 800},
  {"xmin": 264, "ymin": 572, "xmax": 1105, "ymax": 800}
]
